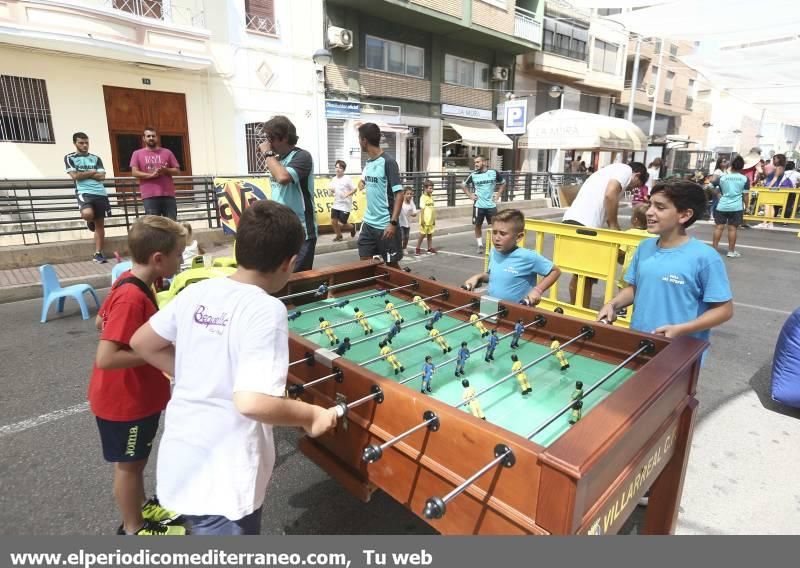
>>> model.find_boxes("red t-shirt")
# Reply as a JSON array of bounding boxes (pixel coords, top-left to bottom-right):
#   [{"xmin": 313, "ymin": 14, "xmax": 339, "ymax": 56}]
[{"xmin": 88, "ymin": 272, "xmax": 170, "ymax": 421}]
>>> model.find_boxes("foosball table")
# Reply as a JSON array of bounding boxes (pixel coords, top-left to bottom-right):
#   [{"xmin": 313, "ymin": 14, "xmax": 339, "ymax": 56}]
[{"xmin": 277, "ymin": 260, "xmax": 704, "ymax": 535}]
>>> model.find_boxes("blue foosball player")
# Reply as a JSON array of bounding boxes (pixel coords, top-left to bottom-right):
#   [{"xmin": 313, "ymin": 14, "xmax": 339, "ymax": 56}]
[
  {"xmin": 385, "ymin": 321, "xmax": 402, "ymax": 344},
  {"xmin": 335, "ymin": 338, "xmax": 351, "ymax": 356},
  {"xmin": 455, "ymin": 342, "xmax": 470, "ymax": 377},
  {"xmin": 333, "ymin": 299, "xmax": 349, "ymax": 308},
  {"xmin": 484, "ymin": 329, "xmax": 499, "ymax": 362},
  {"xmin": 430, "ymin": 309, "xmax": 443, "ymax": 326},
  {"xmin": 315, "ymin": 284, "xmax": 328, "ymax": 297},
  {"xmin": 421, "ymin": 356, "xmax": 435, "ymax": 394},
  {"xmin": 510, "ymin": 319, "xmax": 525, "ymax": 349},
  {"xmin": 288, "ymin": 310, "xmax": 302, "ymax": 321}
]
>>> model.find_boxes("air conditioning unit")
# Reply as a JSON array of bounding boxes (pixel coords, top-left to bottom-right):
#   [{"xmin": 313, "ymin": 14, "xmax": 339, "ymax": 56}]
[
  {"xmin": 327, "ymin": 26, "xmax": 354, "ymax": 50},
  {"xmin": 491, "ymin": 66, "xmax": 510, "ymax": 82},
  {"xmin": 646, "ymin": 84, "xmax": 656, "ymax": 99}
]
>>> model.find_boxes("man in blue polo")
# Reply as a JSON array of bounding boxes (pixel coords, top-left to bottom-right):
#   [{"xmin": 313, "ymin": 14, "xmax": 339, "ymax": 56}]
[
  {"xmin": 357, "ymin": 123, "xmax": 404, "ymax": 267},
  {"xmin": 65, "ymin": 132, "xmax": 110, "ymax": 263},
  {"xmin": 463, "ymin": 156, "xmax": 506, "ymax": 253}
]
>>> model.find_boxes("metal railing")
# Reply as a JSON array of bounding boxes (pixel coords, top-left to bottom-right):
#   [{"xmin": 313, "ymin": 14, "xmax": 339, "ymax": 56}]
[
  {"xmin": 87, "ymin": 0, "xmax": 206, "ymax": 28},
  {"xmin": 246, "ymin": 13, "xmax": 279, "ymax": 35},
  {"xmin": 514, "ymin": 7, "xmax": 542, "ymax": 43},
  {"xmin": 0, "ymin": 171, "xmax": 585, "ymax": 245},
  {"xmin": 542, "ymin": 42, "xmax": 589, "ymax": 62}
]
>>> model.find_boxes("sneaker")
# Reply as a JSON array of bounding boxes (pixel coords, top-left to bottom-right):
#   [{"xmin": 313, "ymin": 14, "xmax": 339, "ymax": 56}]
[
  {"xmin": 333, "ymin": 235, "xmax": 343, "ymax": 242},
  {"xmin": 86, "ymin": 221, "xmax": 96, "ymax": 232},
  {"xmin": 415, "ymin": 247, "xmax": 422, "ymax": 256},
  {"xmin": 142, "ymin": 497, "xmax": 184, "ymax": 525},
  {"xmin": 726, "ymin": 251, "xmax": 742, "ymax": 258},
  {"xmin": 117, "ymin": 520, "xmax": 186, "ymax": 536},
  {"xmin": 93, "ymin": 252, "xmax": 107, "ymax": 264},
  {"xmin": 427, "ymin": 248, "xmax": 438, "ymax": 254}
]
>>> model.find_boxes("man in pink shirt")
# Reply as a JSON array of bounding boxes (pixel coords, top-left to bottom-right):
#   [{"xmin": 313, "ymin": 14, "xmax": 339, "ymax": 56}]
[{"xmin": 130, "ymin": 127, "xmax": 181, "ymax": 220}]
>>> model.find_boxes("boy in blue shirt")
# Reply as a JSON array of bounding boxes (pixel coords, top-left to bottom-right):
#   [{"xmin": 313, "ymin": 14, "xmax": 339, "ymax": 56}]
[
  {"xmin": 455, "ymin": 342, "xmax": 470, "ymax": 377},
  {"xmin": 65, "ymin": 132, "xmax": 110, "ymax": 263},
  {"xmin": 421, "ymin": 356, "xmax": 435, "ymax": 394},
  {"xmin": 463, "ymin": 209, "xmax": 561, "ymax": 305},
  {"xmin": 597, "ymin": 180, "xmax": 733, "ymax": 349},
  {"xmin": 711, "ymin": 155, "xmax": 748, "ymax": 258},
  {"xmin": 484, "ymin": 329, "xmax": 499, "ymax": 362},
  {"xmin": 463, "ymin": 156, "xmax": 506, "ymax": 253}
]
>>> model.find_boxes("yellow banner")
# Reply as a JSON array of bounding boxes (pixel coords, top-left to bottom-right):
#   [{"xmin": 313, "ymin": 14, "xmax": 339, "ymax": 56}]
[{"xmin": 313, "ymin": 176, "xmax": 366, "ymax": 226}]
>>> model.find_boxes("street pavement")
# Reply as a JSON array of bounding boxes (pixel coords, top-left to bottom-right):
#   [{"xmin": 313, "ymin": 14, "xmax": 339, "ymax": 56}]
[{"xmin": 0, "ymin": 222, "xmax": 798, "ymax": 535}]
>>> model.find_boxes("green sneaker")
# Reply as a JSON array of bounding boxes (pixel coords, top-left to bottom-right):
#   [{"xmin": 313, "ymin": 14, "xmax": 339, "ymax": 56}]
[
  {"xmin": 117, "ymin": 520, "xmax": 187, "ymax": 535},
  {"xmin": 142, "ymin": 497, "xmax": 185, "ymax": 525}
]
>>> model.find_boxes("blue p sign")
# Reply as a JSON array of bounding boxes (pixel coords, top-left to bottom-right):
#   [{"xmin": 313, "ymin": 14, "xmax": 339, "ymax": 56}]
[{"xmin": 503, "ymin": 99, "xmax": 527, "ymax": 135}]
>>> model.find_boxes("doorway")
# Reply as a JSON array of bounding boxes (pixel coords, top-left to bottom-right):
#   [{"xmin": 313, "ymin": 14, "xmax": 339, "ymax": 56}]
[{"xmin": 406, "ymin": 127, "xmax": 423, "ymax": 172}]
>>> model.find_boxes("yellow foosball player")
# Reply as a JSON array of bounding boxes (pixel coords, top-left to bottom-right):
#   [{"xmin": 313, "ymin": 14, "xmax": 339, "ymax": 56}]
[
  {"xmin": 384, "ymin": 300, "xmax": 405, "ymax": 323},
  {"xmin": 550, "ymin": 336, "xmax": 570, "ymax": 371},
  {"xmin": 354, "ymin": 307, "xmax": 373, "ymax": 334},
  {"xmin": 425, "ymin": 323, "xmax": 451, "ymax": 354},
  {"xmin": 461, "ymin": 379, "xmax": 486, "ymax": 420},
  {"xmin": 569, "ymin": 400, "xmax": 583, "ymax": 425},
  {"xmin": 378, "ymin": 341, "xmax": 405, "ymax": 375},
  {"xmin": 469, "ymin": 313, "xmax": 489, "ymax": 337},
  {"xmin": 510, "ymin": 354, "xmax": 532, "ymax": 395},
  {"xmin": 319, "ymin": 317, "xmax": 339, "ymax": 346},
  {"xmin": 413, "ymin": 295, "xmax": 431, "ymax": 315}
]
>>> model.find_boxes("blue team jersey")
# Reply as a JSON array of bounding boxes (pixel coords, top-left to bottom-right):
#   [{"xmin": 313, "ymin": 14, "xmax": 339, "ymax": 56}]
[
  {"xmin": 716, "ymin": 173, "xmax": 749, "ymax": 212},
  {"xmin": 458, "ymin": 349, "xmax": 470, "ymax": 362},
  {"xmin": 488, "ymin": 335, "xmax": 499, "ymax": 348},
  {"xmin": 488, "ymin": 247, "xmax": 555, "ymax": 303},
  {"xmin": 514, "ymin": 323, "xmax": 524, "ymax": 335},
  {"xmin": 270, "ymin": 148, "xmax": 317, "ymax": 239},
  {"xmin": 362, "ymin": 153, "xmax": 402, "ymax": 229},
  {"xmin": 465, "ymin": 169, "xmax": 504, "ymax": 209},
  {"xmin": 625, "ymin": 237, "xmax": 732, "ymax": 344},
  {"xmin": 64, "ymin": 152, "xmax": 107, "ymax": 196},
  {"xmin": 422, "ymin": 362, "xmax": 435, "ymax": 376}
]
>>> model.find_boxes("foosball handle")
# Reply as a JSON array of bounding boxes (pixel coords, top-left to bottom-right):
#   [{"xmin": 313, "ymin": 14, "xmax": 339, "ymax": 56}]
[
  {"xmin": 335, "ymin": 402, "xmax": 347, "ymax": 418},
  {"xmin": 519, "ymin": 298, "xmax": 531, "ymax": 306},
  {"xmin": 423, "ymin": 496, "xmax": 446, "ymax": 519},
  {"xmin": 461, "ymin": 284, "xmax": 473, "ymax": 291}
]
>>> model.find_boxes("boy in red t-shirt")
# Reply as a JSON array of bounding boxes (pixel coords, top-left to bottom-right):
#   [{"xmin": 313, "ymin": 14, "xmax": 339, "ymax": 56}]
[{"xmin": 90, "ymin": 216, "xmax": 186, "ymax": 535}]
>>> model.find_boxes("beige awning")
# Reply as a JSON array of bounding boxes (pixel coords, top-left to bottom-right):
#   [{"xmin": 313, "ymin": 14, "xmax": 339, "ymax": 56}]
[
  {"xmin": 354, "ymin": 120, "xmax": 409, "ymax": 134},
  {"xmin": 520, "ymin": 109, "xmax": 647, "ymax": 151},
  {"xmin": 445, "ymin": 119, "xmax": 514, "ymax": 149}
]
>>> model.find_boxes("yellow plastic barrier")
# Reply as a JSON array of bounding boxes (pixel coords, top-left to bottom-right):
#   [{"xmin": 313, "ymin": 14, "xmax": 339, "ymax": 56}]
[
  {"xmin": 744, "ymin": 188, "xmax": 800, "ymax": 225},
  {"xmin": 484, "ymin": 220, "xmax": 651, "ymax": 326}
]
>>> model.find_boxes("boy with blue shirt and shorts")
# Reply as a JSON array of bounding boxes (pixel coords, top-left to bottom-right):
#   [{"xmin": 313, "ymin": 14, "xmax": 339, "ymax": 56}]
[
  {"xmin": 65, "ymin": 132, "xmax": 110, "ymax": 263},
  {"xmin": 711, "ymin": 155, "xmax": 749, "ymax": 258},
  {"xmin": 463, "ymin": 209, "xmax": 561, "ymax": 305},
  {"xmin": 597, "ymin": 180, "xmax": 733, "ymax": 349},
  {"xmin": 463, "ymin": 156, "xmax": 506, "ymax": 253},
  {"xmin": 356, "ymin": 123, "xmax": 404, "ymax": 267}
]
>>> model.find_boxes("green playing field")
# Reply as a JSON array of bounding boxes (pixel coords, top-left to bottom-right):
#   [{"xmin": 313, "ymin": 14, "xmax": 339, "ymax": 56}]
[{"xmin": 289, "ymin": 290, "xmax": 634, "ymax": 446}]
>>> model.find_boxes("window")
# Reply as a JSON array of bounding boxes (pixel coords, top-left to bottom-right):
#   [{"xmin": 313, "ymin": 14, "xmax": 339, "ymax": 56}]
[
  {"xmin": 669, "ymin": 44, "xmax": 679, "ymax": 60},
  {"xmin": 245, "ymin": 122, "xmax": 267, "ymax": 173},
  {"xmin": 654, "ymin": 39, "xmax": 662, "ymax": 54},
  {"xmin": 543, "ymin": 18, "xmax": 589, "ymax": 61},
  {"xmin": 113, "ymin": 0, "xmax": 163, "ymax": 20},
  {"xmin": 686, "ymin": 96, "xmax": 694, "ymax": 111},
  {"xmin": 592, "ymin": 40, "xmax": 619, "ymax": 74},
  {"xmin": 444, "ymin": 55, "xmax": 489, "ymax": 89},
  {"xmin": 664, "ymin": 71, "xmax": 675, "ymax": 104},
  {"xmin": 0, "ymin": 75, "xmax": 55, "ymax": 144},
  {"xmin": 245, "ymin": 0, "xmax": 277, "ymax": 35},
  {"xmin": 597, "ymin": 8, "xmax": 622, "ymax": 16},
  {"xmin": 365, "ymin": 35, "xmax": 424, "ymax": 78},
  {"xmin": 579, "ymin": 94, "xmax": 600, "ymax": 114}
]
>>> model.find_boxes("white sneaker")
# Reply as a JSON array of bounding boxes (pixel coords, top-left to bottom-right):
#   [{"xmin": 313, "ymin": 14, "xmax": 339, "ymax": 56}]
[{"xmin": 726, "ymin": 251, "xmax": 741, "ymax": 258}]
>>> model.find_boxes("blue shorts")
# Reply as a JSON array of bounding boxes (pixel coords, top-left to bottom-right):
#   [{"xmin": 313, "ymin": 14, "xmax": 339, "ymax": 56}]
[
  {"xmin": 95, "ymin": 412, "xmax": 161, "ymax": 463},
  {"xmin": 184, "ymin": 507, "xmax": 262, "ymax": 535}
]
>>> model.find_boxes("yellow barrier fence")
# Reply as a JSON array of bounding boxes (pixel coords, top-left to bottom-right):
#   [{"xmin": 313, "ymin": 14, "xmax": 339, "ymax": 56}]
[
  {"xmin": 484, "ymin": 219, "xmax": 652, "ymax": 327},
  {"xmin": 744, "ymin": 188, "xmax": 800, "ymax": 226}
]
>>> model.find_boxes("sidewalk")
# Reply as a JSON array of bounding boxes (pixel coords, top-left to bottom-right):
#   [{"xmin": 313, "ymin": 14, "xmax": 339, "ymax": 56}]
[{"xmin": 0, "ymin": 204, "xmax": 565, "ymax": 304}]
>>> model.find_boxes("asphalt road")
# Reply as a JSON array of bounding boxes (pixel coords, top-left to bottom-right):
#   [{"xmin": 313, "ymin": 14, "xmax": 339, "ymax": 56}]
[{"xmin": 1, "ymin": 222, "xmax": 798, "ymax": 535}]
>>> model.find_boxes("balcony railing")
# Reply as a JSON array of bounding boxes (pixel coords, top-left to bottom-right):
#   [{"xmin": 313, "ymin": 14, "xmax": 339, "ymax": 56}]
[
  {"xmin": 514, "ymin": 7, "xmax": 542, "ymax": 43},
  {"xmin": 87, "ymin": 0, "xmax": 206, "ymax": 28},
  {"xmin": 543, "ymin": 42, "xmax": 588, "ymax": 62},
  {"xmin": 624, "ymin": 80, "xmax": 646, "ymax": 91},
  {"xmin": 246, "ymin": 12, "xmax": 279, "ymax": 35}
]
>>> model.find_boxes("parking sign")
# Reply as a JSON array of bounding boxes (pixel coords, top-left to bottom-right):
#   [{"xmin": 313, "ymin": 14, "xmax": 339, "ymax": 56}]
[{"xmin": 503, "ymin": 99, "xmax": 528, "ymax": 135}]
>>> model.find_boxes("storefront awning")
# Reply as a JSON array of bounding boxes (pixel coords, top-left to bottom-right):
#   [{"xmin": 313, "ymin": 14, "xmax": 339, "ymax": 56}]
[
  {"xmin": 444, "ymin": 119, "xmax": 514, "ymax": 149},
  {"xmin": 521, "ymin": 109, "xmax": 647, "ymax": 151},
  {"xmin": 354, "ymin": 120, "xmax": 409, "ymax": 134}
]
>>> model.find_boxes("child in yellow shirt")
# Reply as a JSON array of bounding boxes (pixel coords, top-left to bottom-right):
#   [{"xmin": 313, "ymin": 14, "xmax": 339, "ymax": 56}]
[{"xmin": 415, "ymin": 179, "xmax": 437, "ymax": 256}]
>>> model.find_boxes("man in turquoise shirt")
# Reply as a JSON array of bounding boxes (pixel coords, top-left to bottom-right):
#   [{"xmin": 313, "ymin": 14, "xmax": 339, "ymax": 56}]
[
  {"xmin": 65, "ymin": 132, "xmax": 109, "ymax": 263},
  {"xmin": 357, "ymin": 123, "xmax": 404, "ymax": 267},
  {"xmin": 463, "ymin": 156, "xmax": 506, "ymax": 253}
]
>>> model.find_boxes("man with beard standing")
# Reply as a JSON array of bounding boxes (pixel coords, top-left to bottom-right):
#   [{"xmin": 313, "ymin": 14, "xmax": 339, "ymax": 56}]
[{"xmin": 130, "ymin": 127, "xmax": 181, "ymax": 220}]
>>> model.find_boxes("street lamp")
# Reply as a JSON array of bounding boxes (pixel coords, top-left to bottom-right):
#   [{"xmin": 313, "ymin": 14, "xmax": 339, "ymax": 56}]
[{"xmin": 312, "ymin": 48, "xmax": 332, "ymax": 66}]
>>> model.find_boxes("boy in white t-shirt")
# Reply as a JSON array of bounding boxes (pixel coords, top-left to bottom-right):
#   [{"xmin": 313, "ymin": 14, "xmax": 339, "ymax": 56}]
[
  {"xmin": 329, "ymin": 159, "xmax": 357, "ymax": 241},
  {"xmin": 131, "ymin": 200, "xmax": 339, "ymax": 535},
  {"xmin": 399, "ymin": 186, "xmax": 417, "ymax": 250}
]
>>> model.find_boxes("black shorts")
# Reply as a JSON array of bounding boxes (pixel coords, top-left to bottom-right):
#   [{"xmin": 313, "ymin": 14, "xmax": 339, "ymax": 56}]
[
  {"xmin": 331, "ymin": 208, "xmax": 351, "ymax": 224},
  {"xmin": 143, "ymin": 196, "xmax": 177, "ymax": 220},
  {"xmin": 473, "ymin": 206, "xmax": 498, "ymax": 226},
  {"xmin": 401, "ymin": 226, "xmax": 410, "ymax": 241},
  {"xmin": 95, "ymin": 412, "xmax": 161, "ymax": 462},
  {"xmin": 76, "ymin": 193, "xmax": 111, "ymax": 219},
  {"xmin": 713, "ymin": 209, "xmax": 743, "ymax": 226},
  {"xmin": 358, "ymin": 222, "xmax": 404, "ymax": 264}
]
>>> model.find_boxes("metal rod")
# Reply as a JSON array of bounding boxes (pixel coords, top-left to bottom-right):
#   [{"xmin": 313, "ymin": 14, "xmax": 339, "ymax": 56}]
[
  {"xmin": 301, "ymin": 370, "xmax": 340, "ymax": 390},
  {"xmin": 288, "ymin": 354, "xmax": 313, "ymax": 367},
  {"xmin": 399, "ymin": 316, "xmax": 545, "ymax": 385},
  {"xmin": 350, "ymin": 301, "xmax": 474, "ymax": 348},
  {"xmin": 525, "ymin": 342, "xmax": 650, "ymax": 441},
  {"xmin": 278, "ymin": 273, "xmax": 388, "ymax": 301},
  {"xmin": 363, "ymin": 411, "xmax": 439, "ymax": 464},
  {"xmin": 441, "ymin": 449, "xmax": 511, "ymax": 505},
  {"xmin": 297, "ymin": 283, "xmax": 417, "ymax": 316},
  {"xmin": 457, "ymin": 328, "xmax": 591, "ymax": 409},
  {"xmin": 345, "ymin": 390, "xmax": 381, "ymax": 410},
  {"xmin": 358, "ymin": 310, "xmax": 504, "ymax": 367}
]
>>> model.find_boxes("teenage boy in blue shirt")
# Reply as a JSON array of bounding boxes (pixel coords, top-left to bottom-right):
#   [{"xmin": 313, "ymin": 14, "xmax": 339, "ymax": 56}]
[
  {"xmin": 463, "ymin": 156, "xmax": 506, "ymax": 253},
  {"xmin": 597, "ymin": 180, "xmax": 733, "ymax": 349},
  {"xmin": 463, "ymin": 209, "xmax": 561, "ymax": 305}
]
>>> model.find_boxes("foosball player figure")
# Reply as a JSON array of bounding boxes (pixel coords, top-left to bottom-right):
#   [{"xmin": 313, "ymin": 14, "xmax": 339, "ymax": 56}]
[
  {"xmin": 379, "ymin": 341, "xmax": 405, "ymax": 375},
  {"xmin": 319, "ymin": 317, "xmax": 339, "ymax": 346},
  {"xmin": 385, "ymin": 320, "xmax": 402, "ymax": 344},
  {"xmin": 335, "ymin": 337, "xmax": 351, "ymax": 356},
  {"xmin": 510, "ymin": 354, "xmax": 532, "ymax": 395},
  {"xmin": 510, "ymin": 319, "xmax": 525, "ymax": 349},
  {"xmin": 484, "ymin": 329, "xmax": 499, "ymax": 362},
  {"xmin": 413, "ymin": 295, "xmax": 432, "ymax": 315},
  {"xmin": 469, "ymin": 313, "xmax": 489, "ymax": 337},
  {"xmin": 315, "ymin": 284, "xmax": 328, "ymax": 297},
  {"xmin": 461, "ymin": 379, "xmax": 486, "ymax": 420},
  {"xmin": 288, "ymin": 310, "xmax": 301, "ymax": 321},
  {"xmin": 571, "ymin": 380, "xmax": 584, "ymax": 402},
  {"xmin": 333, "ymin": 299, "xmax": 349, "ymax": 309},
  {"xmin": 569, "ymin": 399, "xmax": 583, "ymax": 425},
  {"xmin": 455, "ymin": 342, "xmax": 470, "ymax": 377},
  {"xmin": 421, "ymin": 356, "xmax": 435, "ymax": 393},
  {"xmin": 385, "ymin": 300, "xmax": 405, "ymax": 323},
  {"xmin": 354, "ymin": 307, "xmax": 373, "ymax": 334},
  {"xmin": 550, "ymin": 335, "xmax": 570, "ymax": 371},
  {"xmin": 426, "ymin": 323, "xmax": 452, "ymax": 354},
  {"xmin": 430, "ymin": 309, "xmax": 443, "ymax": 325}
]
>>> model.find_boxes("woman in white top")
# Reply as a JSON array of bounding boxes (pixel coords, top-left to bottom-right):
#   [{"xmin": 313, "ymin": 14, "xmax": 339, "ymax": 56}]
[
  {"xmin": 329, "ymin": 159, "xmax": 357, "ymax": 241},
  {"xmin": 646, "ymin": 157, "xmax": 662, "ymax": 191}
]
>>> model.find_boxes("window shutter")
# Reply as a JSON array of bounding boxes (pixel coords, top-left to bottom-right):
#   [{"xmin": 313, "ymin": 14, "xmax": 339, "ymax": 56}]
[{"xmin": 245, "ymin": 0, "xmax": 274, "ymax": 20}]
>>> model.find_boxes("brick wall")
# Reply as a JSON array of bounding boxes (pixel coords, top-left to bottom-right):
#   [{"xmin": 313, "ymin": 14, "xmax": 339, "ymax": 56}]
[
  {"xmin": 441, "ymin": 83, "xmax": 493, "ymax": 109},
  {"xmin": 472, "ymin": 0, "xmax": 514, "ymax": 35},
  {"xmin": 411, "ymin": 0, "xmax": 463, "ymax": 18},
  {"xmin": 360, "ymin": 70, "xmax": 432, "ymax": 102}
]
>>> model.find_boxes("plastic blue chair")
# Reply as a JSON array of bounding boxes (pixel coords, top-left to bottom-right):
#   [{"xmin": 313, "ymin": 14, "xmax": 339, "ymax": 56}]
[
  {"xmin": 111, "ymin": 260, "xmax": 133, "ymax": 286},
  {"xmin": 39, "ymin": 264, "xmax": 100, "ymax": 323}
]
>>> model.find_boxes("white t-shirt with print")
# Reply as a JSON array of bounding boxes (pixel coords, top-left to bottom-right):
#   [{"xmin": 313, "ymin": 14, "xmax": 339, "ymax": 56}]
[
  {"xmin": 330, "ymin": 175, "xmax": 355, "ymax": 212},
  {"xmin": 148, "ymin": 277, "xmax": 289, "ymax": 521},
  {"xmin": 563, "ymin": 163, "xmax": 633, "ymax": 228},
  {"xmin": 399, "ymin": 200, "xmax": 417, "ymax": 228}
]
